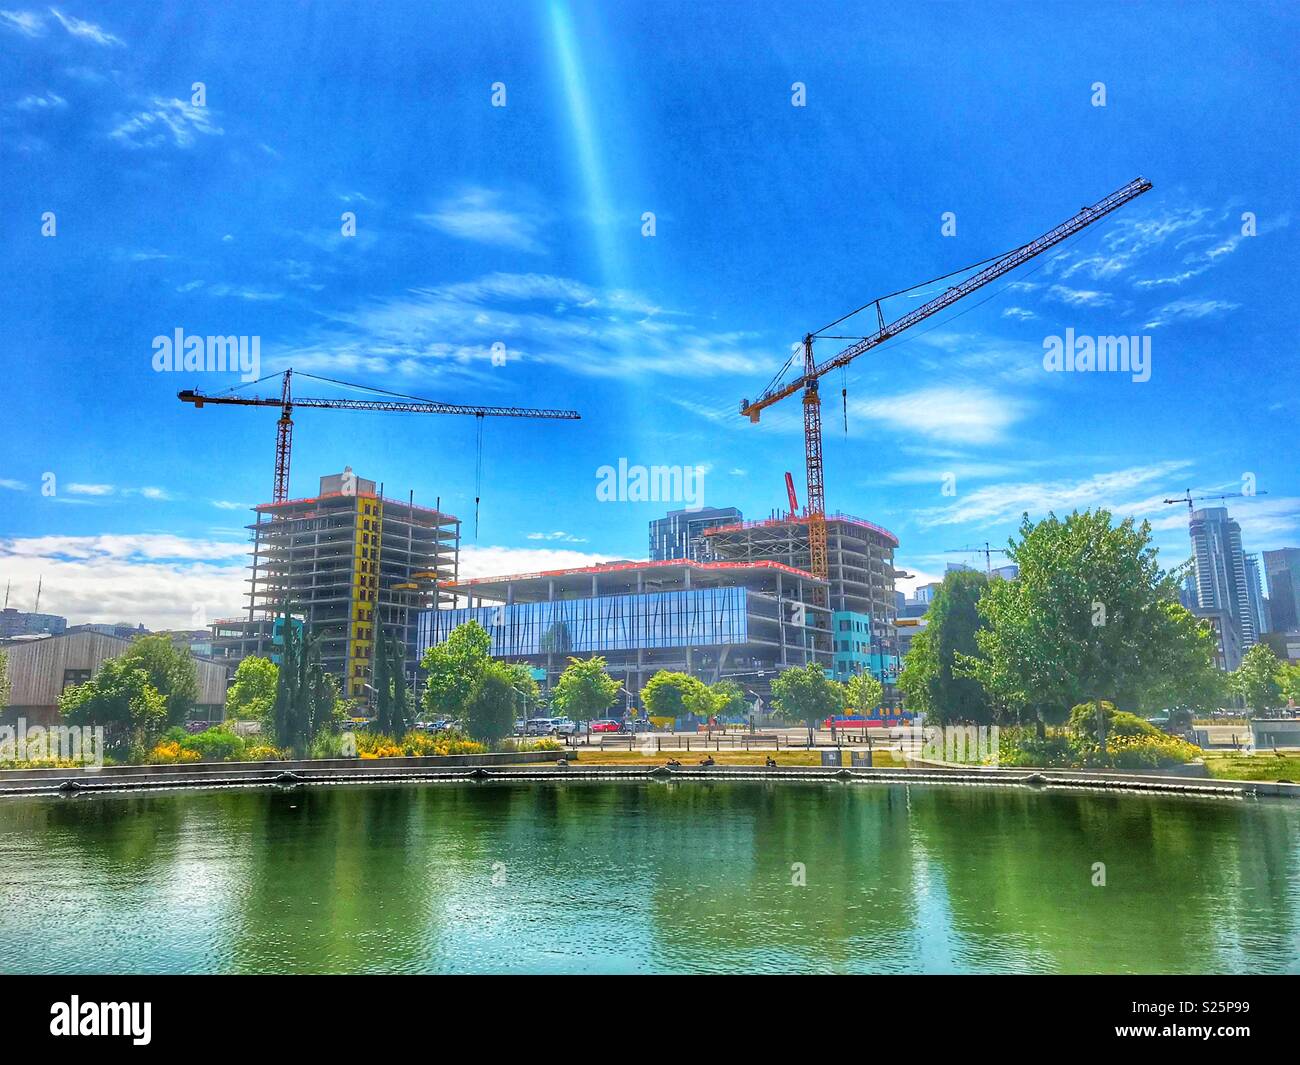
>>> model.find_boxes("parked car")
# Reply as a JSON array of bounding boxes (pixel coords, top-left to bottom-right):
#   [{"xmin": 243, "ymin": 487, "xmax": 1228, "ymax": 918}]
[
  {"xmin": 524, "ymin": 718, "xmax": 556, "ymax": 736},
  {"xmin": 590, "ymin": 719, "xmax": 623, "ymax": 733},
  {"xmin": 550, "ymin": 717, "xmax": 577, "ymax": 736}
]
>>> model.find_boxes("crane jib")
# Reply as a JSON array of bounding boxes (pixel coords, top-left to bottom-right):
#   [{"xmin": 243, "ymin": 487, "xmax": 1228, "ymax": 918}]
[{"xmin": 742, "ymin": 177, "xmax": 1152, "ymax": 413}]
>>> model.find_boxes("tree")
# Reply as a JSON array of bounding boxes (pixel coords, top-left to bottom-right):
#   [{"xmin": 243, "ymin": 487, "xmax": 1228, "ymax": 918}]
[
  {"xmin": 464, "ymin": 660, "xmax": 519, "ymax": 744},
  {"xmin": 120, "ymin": 634, "xmax": 200, "ymax": 727},
  {"xmin": 1279, "ymin": 661, "xmax": 1300, "ymax": 708},
  {"xmin": 60, "ymin": 658, "xmax": 168, "ymax": 750},
  {"xmin": 551, "ymin": 656, "xmax": 621, "ymax": 724},
  {"xmin": 372, "ymin": 625, "xmax": 412, "ymax": 737},
  {"xmin": 642, "ymin": 671, "xmax": 705, "ymax": 721},
  {"xmin": 707, "ymin": 678, "xmax": 749, "ymax": 721},
  {"xmin": 419, "ymin": 620, "xmax": 491, "ymax": 723},
  {"xmin": 844, "ymin": 671, "xmax": 883, "ymax": 717},
  {"xmin": 270, "ymin": 609, "xmax": 335, "ymax": 757},
  {"xmin": 225, "ymin": 656, "xmax": 278, "ymax": 724},
  {"xmin": 957, "ymin": 509, "xmax": 1205, "ymax": 735},
  {"xmin": 902, "ymin": 569, "xmax": 995, "ymax": 725},
  {"xmin": 500, "ymin": 662, "xmax": 540, "ymax": 722},
  {"xmin": 1135, "ymin": 602, "xmax": 1227, "ymax": 722},
  {"xmin": 770, "ymin": 662, "xmax": 844, "ymax": 739},
  {"xmin": 1233, "ymin": 643, "xmax": 1282, "ymax": 716}
]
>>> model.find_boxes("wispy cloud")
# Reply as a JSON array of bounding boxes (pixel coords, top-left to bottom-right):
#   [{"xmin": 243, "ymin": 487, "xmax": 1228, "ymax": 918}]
[
  {"xmin": 48, "ymin": 7, "xmax": 123, "ymax": 46},
  {"xmin": 276, "ymin": 271, "xmax": 767, "ymax": 384},
  {"xmin": 110, "ymin": 97, "xmax": 222, "ymax": 149},
  {"xmin": 66, "ymin": 482, "xmax": 114, "ymax": 496},
  {"xmin": 14, "ymin": 91, "xmax": 65, "ymax": 110},
  {"xmin": 913, "ymin": 460, "xmax": 1194, "ymax": 529},
  {"xmin": 1144, "ymin": 298, "xmax": 1240, "ymax": 330},
  {"xmin": 525, "ymin": 530, "xmax": 588, "ymax": 543},
  {"xmin": 0, "ymin": 477, "xmax": 26, "ymax": 491},
  {"xmin": 416, "ymin": 188, "xmax": 546, "ymax": 254},
  {"xmin": 1047, "ymin": 284, "xmax": 1113, "ymax": 308},
  {"xmin": 0, "ymin": 9, "xmax": 45, "ymax": 36}
]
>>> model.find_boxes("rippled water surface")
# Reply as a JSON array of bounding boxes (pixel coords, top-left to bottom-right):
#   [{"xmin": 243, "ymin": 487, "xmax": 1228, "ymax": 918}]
[{"xmin": 2, "ymin": 781, "xmax": 1298, "ymax": 974}]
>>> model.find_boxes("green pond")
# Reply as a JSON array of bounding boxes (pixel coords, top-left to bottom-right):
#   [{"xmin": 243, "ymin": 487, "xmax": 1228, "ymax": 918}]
[{"xmin": 1, "ymin": 781, "xmax": 1298, "ymax": 974}]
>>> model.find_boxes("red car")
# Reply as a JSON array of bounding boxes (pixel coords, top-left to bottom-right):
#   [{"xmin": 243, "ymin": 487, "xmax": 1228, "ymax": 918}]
[{"xmin": 589, "ymin": 719, "xmax": 623, "ymax": 733}]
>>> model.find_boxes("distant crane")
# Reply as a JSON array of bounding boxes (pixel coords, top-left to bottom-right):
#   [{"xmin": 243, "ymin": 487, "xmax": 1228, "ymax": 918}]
[
  {"xmin": 740, "ymin": 177, "xmax": 1153, "ymax": 583},
  {"xmin": 179, "ymin": 370, "xmax": 581, "ymax": 523},
  {"xmin": 1162, "ymin": 489, "xmax": 1266, "ymax": 515},
  {"xmin": 943, "ymin": 543, "xmax": 1012, "ymax": 577}
]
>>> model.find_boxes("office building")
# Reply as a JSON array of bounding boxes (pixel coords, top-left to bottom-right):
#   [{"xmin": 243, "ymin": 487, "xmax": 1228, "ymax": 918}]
[
  {"xmin": 418, "ymin": 558, "xmax": 830, "ymax": 702},
  {"xmin": 702, "ymin": 512, "xmax": 901, "ymax": 684},
  {"xmin": 1264, "ymin": 548, "xmax": 1300, "ymax": 632},
  {"xmin": 648, "ymin": 506, "xmax": 742, "ymax": 562}
]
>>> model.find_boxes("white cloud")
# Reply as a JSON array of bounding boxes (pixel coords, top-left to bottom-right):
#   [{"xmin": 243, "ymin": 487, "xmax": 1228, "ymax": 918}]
[
  {"xmin": 211, "ymin": 500, "xmax": 252, "ymax": 511},
  {"xmin": 66, "ymin": 482, "xmax": 114, "ymax": 495},
  {"xmin": 850, "ymin": 386, "xmax": 1029, "ymax": 446},
  {"xmin": 416, "ymin": 188, "xmax": 546, "ymax": 253},
  {"xmin": 0, "ymin": 9, "xmax": 45, "ymax": 36},
  {"xmin": 0, "ymin": 533, "xmax": 246, "ymax": 630},
  {"xmin": 14, "ymin": 91, "xmax": 65, "ymax": 110},
  {"xmin": 1, "ymin": 477, "xmax": 26, "ymax": 491},
  {"xmin": 1047, "ymin": 284, "xmax": 1112, "ymax": 308},
  {"xmin": 110, "ymin": 97, "xmax": 222, "ymax": 149},
  {"xmin": 1144, "ymin": 298, "xmax": 1240, "ymax": 330},
  {"xmin": 1001, "ymin": 306, "xmax": 1037, "ymax": 321},
  {"xmin": 525, "ymin": 531, "xmax": 589, "ymax": 543},
  {"xmin": 48, "ymin": 7, "xmax": 123, "ymax": 46},
  {"xmin": 276, "ymin": 271, "xmax": 768, "ymax": 383},
  {"xmin": 454, "ymin": 544, "xmax": 617, "ymax": 580},
  {"xmin": 913, "ymin": 460, "xmax": 1194, "ymax": 529}
]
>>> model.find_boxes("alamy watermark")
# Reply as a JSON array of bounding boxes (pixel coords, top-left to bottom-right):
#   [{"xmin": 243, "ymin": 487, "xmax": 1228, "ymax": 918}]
[
  {"xmin": 0, "ymin": 718, "xmax": 104, "ymax": 768},
  {"xmin": 1042, "ymin": 328, "xmax": 1150, "ymax": 383},
  {"xmin": 596, "ymin": 459, "xmax": 705, "ymax": 508},
  {"xmin": 151, "ymin": 327, "xmax": 260, "ymax": 382}
]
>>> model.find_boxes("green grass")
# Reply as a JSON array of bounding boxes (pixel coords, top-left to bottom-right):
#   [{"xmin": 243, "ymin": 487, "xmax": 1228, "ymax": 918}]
[{"xmin": 1203, "ymin": 751, "xmax": 1300, "ymax": 782}]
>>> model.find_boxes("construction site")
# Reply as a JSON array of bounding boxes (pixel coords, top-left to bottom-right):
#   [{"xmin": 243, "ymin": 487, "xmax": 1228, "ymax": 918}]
[{"xmin": 197, "ymin": 178, "xmax": 1155, "ymax": 709}]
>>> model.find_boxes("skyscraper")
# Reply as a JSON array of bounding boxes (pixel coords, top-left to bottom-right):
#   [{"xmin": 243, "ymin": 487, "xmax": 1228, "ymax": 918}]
[
  {"xmin": 1244, "ymin": 553, "xmax": 1269, "ymax": 637},
  {"xmin": 1188, "ymin": 507, "xmax": 1254, "ymax": 666},
  {"xmin": 1263, "ymin": 548, "xmax": 1300, "ymax": 631}
]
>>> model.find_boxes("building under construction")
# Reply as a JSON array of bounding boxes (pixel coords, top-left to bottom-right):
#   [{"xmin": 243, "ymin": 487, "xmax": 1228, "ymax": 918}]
[
  {"xmin": 211, "ymin": 469, "xmax": 458, "ymax": 700},
  {"xmin": 704, "ymin": 512, "xmax": 901, "ymax": 682},
  {"xmin": 418, "ymin": 558, "xmax": 831, "ymax": 703}
]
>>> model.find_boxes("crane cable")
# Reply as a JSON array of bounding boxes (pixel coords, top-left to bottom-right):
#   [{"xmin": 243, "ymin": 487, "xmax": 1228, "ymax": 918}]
[{"xmin": 474, "ymin": 413, "xmax": 485, "ymax": 540}]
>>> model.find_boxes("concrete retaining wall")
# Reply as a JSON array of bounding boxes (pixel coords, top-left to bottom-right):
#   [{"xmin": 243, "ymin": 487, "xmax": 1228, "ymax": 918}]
[{"xmin": 2, "ymin": 752, "xmax": 1296, "ymax": 801}]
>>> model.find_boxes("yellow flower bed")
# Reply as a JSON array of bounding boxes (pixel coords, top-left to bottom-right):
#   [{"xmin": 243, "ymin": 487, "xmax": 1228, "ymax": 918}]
[{"xmin": 148, "ymin": 740, "xmax": 202, "ymax": 764}]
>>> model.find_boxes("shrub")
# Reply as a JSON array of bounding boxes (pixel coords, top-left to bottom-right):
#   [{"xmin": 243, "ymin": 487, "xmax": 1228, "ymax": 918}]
[
  {"xmin": 245, "ymin": 744, "xmax": 284, "ymax": 761},
  {"xmin": 1067, "ymin": 701, "xmax": 1161, "ymax": 743},
  {"xmin": 999, "ymin": 723, "xmax": 1199, "ymax": 770},
  {"xmin": 354, "ymin": 730, "xmax": 487, "ymax": 759},
  {"xmin": 179, "ymin": 727, "xmax": 247, "ymax": 762},
  {"xmin": 148, "ymin": 740, "xmax": 201, "ymax": 764}
]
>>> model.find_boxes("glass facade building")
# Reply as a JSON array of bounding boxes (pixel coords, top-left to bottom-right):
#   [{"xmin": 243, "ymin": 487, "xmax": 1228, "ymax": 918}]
[{"xmin": 418, "ymin": 587, "xmax": 749, "ymax": 658}]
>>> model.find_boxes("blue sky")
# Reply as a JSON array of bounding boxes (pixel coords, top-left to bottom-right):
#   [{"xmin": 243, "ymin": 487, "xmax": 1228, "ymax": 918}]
[{"xmin": 1, "ymin": 1, "xmax": 1297, "ymax": 628}]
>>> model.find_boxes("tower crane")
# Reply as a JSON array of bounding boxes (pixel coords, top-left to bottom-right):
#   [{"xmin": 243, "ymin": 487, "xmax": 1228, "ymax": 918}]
[
  {"xmin": 740, "ymin": 177, "xmax": 1153, "ymax": 582},
  {"xmin": 943, "ymin": 542, "xmax": 1012, "ymax": 577},
  {"xmin": 1161, "ymin": 489, "xmax": 1266, "ymax": 515},
  {"xmin": 179, "ymin": 368, "xmax": 581, "ymax": 509}
]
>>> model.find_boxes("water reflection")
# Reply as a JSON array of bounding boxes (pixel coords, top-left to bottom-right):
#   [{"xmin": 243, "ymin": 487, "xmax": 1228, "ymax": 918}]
[{"xmin": 1, "ymin": 782, "xmax": 1297, "ymax": 974}]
